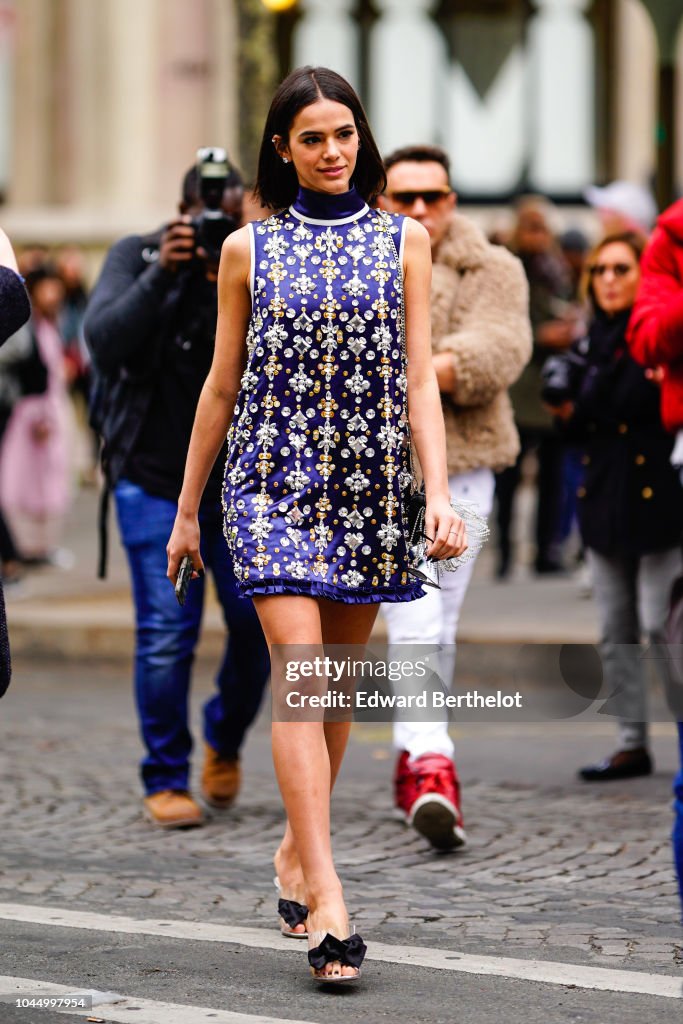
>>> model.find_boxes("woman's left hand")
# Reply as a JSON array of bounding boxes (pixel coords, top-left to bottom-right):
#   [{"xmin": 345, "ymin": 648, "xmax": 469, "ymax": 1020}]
[{"xmin": 424, "ymin": 497, "xmax": 468, "ymax": 561}]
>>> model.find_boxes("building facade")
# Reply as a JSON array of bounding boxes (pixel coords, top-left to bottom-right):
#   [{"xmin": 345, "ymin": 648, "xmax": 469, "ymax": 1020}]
[{"xmin": 0, "ymin": 0, "xmax": 681, "ymax": 245}]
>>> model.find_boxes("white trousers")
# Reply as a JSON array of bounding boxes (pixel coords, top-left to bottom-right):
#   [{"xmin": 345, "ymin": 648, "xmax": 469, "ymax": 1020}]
[{"xmin": 382, "ymin": 467, "xmax": 495, "ymax": 760}]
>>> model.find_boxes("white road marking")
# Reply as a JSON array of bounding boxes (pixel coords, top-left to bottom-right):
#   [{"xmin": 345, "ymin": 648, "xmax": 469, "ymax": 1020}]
[
  {"xmin": 0, "ymin": 975, "xmax": 317, "ymax": 1024},
  {"xmin": 0, "ymin": 902, "xmax": 680, "ymax": 1000}
]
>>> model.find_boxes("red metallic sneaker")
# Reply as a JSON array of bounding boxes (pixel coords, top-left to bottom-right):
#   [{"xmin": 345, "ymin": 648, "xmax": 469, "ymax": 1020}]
[{"xmin": 394, "ymin": 751, "xmax": 466, "ymax": 851}]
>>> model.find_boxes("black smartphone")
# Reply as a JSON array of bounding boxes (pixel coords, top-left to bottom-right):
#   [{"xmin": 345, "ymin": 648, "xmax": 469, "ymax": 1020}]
[{"xmin": 175, "ymin": 555, "xmax": 194, "ymax": 606}]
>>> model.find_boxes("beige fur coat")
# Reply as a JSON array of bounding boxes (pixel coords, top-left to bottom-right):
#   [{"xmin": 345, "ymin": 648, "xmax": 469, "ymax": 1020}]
[{"xmin": 429, "ymin": 212, "xmax": 532, "ymax": 475}]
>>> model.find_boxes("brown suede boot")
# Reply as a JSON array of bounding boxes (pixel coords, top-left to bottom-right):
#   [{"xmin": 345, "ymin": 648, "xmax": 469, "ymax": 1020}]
[
  {"xmin": 201, "ymin": 743, "xmax": 241, "ymax": 808},
  {"xmin": 143, "ymin": 790, "xmax": 204, "ymax": 828}
]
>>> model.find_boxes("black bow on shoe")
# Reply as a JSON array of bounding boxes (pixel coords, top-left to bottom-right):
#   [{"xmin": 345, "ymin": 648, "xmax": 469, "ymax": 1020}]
[
  {"xmin": 278, "ymin": 898, "xmax": 308, "ymax": 929},
  {"xmin": 307, "ymin": 932, "xmax": 367, "ymax": 971}
]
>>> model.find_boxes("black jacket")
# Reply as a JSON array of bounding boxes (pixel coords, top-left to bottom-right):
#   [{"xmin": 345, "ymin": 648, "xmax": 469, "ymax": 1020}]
[
  {"xmin": 563, "ymin": 309, "xmax": 683, "ymax": 556},
  {"xmin": 84, "ymin": 231, "xmax": 220, "ymax": 495},
  {"xmin": 84, "ymin": 232, "xmax": 178, "ymax": 486}
]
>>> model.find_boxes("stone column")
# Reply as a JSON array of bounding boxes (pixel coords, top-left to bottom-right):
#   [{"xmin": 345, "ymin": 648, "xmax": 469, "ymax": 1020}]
[
  {"xmin": 293, "ymin": 0, "xmax": 359, "ymax": 90},
  {"xmin": 613, "ymin": 0, "xmax": 656, "ymax": 186},
  {"xmin": 369, "ymin": 0, "xmax": 447, "ymax": 153},
  {"xmin": 101, "ymin": 0, "xmax": 159, "ymax": 214},
  {"xmin": 11, "ymin": 0, "xmax": 58, "ymax": 205},
  {"xmin": 55, "ymin": 0, "xmax": 108, "ymax": 207},
  {"xmin": 208, "ymin": 0, "xmax": 239, "ymax": 168},
  {"xmin": 528, "ymin": 0, "xmax": 595, "ymax": 193},
  {"xmin": 157, "ymin": 0, "xmax": 241, "ymax": 198},
  {"xmin": 0, "ymin": 0, "xmax": 17, "ymax": 196},
  {"xmin": 157, "ymin": 0, "xmax": 213, "ymax": 210}
]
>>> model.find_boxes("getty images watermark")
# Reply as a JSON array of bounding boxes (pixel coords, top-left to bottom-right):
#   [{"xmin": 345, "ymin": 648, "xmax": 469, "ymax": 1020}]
[
  {"xmin": 283, "ymin": 655, "xmax": 523, "ymax": 712},
  {"xmin": 270, "ymin": 642, "xmax": 683, "ymax": 723}
]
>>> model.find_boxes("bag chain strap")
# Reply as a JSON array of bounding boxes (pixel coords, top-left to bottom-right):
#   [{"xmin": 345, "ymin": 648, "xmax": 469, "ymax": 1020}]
[
  {"xmin": 376, "ymin": 210, "xmax": 417, "ymax": 489},
  {"xmin": 376, "ymin": 213, "xmax": 491, "ymax": 576}
]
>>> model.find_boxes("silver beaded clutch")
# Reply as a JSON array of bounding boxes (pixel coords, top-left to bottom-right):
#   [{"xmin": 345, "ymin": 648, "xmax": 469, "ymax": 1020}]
[{"xmin": 407, "ymin": 497, "xmax": 491, "ymax": 588}]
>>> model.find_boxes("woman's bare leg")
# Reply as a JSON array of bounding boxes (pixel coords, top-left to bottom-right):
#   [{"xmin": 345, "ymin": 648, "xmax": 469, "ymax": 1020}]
[
  {"xmin": 256, "ymin": 595, "xmax": 378, "ymax": 975},
  {"xmin": 319, "ymin": 596, "xmax": 379, "ymax": 792}
]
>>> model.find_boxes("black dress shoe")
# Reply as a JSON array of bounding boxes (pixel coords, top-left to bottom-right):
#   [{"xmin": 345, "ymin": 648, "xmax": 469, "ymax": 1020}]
[{"xmin": 579, "ymin": 747, "xmax": 653, "ymax": 782}]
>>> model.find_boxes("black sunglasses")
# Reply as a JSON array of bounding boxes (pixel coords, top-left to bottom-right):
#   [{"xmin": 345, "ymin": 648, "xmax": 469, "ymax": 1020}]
[
  {"xmin": 589, "ymin": 262, "xmax": 635, "ymax": 278},
  {"xmin": 386, "ymin": 190, "xmax": 452, "ymax": 206},
  {"xmin": 407, "ymin": 533, "xmax": 442, "ymax": 589},
  {"xmin": 407, "ymin": 564, "xmax": 441, "ymax": 589}
]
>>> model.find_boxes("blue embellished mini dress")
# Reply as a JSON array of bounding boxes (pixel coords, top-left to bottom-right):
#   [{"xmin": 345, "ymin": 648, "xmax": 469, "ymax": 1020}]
[{"xmin": 222, "ymin": 185, "xmax": 423, "ymax": 604}]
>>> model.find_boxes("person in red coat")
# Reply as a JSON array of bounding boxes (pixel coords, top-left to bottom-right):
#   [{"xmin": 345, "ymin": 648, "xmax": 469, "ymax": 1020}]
[
  {"xmin": 628, "ymin": 199, "xmax": 683, "ymax": 435},
  {"xmin": 628, "ymin": 199, "xmax": 683, "ymax": 916}
]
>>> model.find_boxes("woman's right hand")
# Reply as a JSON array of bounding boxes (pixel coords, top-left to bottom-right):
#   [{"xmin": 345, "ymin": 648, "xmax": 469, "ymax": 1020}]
[{"xmin": 167, "ymin": 512, "xmax": 204, "ymax": 586}]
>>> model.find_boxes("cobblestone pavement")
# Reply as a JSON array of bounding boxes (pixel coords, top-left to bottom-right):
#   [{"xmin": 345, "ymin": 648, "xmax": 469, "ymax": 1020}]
[{"xmin": 1, "ymin": 660, "xmax": 681, "ymax": 981}]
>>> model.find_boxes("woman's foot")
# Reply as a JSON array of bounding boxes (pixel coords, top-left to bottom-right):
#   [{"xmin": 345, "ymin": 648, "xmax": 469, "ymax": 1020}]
[
  {"xmin": 306, "ymin": 896, "xmax": 365, "ymax": 981},
  {"xmin": 274, "ymin": 847, "xmax": 307, "ymax": 937}
]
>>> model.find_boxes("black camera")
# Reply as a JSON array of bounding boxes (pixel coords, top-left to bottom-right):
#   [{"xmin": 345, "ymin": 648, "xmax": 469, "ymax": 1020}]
[
  {"xmin": 191, "ymin": 147, "xmax": 239, "ymax": 266},
  {"xmin": 541, "ymin": 343, "xmax": 589, "ymax": 406}
]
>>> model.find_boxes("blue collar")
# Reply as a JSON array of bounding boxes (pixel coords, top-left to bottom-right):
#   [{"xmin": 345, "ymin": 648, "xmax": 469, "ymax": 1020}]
[{"xmin": 291, "ymin": 185, "xmax": 366, "ymax": 222}]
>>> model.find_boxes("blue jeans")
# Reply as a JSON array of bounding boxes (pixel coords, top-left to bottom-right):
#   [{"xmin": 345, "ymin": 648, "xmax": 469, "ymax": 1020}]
[
  {"xmin": 675, "ymin": 722, "xmax": 683, "ymax": 916},
  {"xmin": 115, "ymin": 479, "xmax": 270, "ymax": 795}
]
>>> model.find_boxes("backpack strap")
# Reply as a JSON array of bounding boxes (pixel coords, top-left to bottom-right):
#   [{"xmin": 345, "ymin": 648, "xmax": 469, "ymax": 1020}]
[{"xmin": 97, "ymin": 480, "xmax": 110, "ymax": 580}]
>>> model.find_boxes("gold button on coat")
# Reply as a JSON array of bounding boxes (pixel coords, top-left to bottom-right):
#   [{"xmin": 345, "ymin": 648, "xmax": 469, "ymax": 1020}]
[
  {"xmin": 635, "ymin": 454, "xmax": 645, "ymax": 465},
  {"xmin": 642, "ymin": 487, "xmax": 653, "ymax": 499}
]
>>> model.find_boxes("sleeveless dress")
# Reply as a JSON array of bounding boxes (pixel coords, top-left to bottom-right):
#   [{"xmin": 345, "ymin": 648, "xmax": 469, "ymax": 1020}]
[{"xmin": 222, "ymin": 185, "xmax": 423, "ymax": 604}]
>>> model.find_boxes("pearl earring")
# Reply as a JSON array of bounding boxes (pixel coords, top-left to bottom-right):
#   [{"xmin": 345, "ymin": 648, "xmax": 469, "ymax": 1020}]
[{"xmin": 282, "ymin": 157, "xmax": 289, "ymax": 164}]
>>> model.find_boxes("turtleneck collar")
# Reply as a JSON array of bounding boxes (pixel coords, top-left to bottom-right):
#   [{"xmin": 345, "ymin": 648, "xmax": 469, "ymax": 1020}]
[{"xmin": 290, "ymin": 185, "xmax": 368, "ymax": 224}]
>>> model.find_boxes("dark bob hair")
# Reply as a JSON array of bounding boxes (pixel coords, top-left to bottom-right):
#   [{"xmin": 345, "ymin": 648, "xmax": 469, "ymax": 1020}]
[{"xmin": 254, "ymin": 66, "xmax": 386, "ymax": 210}]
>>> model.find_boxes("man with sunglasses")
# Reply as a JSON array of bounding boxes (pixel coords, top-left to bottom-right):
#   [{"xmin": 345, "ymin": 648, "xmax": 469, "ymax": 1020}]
[{"xmin": 379, "ymin": 146, "xmax": 532, "ymax": 850}]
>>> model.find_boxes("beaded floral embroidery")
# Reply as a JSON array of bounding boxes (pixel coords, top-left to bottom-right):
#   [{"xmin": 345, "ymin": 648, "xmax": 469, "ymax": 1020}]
[{"xmin": 222, "ymin": 206, "xmax": 419, "ymax": 601}]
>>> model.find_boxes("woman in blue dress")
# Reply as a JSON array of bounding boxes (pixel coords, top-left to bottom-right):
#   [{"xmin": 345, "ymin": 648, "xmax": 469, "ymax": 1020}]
[{"xmin": 168, "ymin": 66, "xmax": 466, "ymax": 983}]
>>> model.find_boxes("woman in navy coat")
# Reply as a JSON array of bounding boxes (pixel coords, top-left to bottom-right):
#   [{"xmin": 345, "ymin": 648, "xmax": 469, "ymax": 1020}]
[{"xmin": 546, "ymin": 231, "xmax": 682, "ymax": 781}]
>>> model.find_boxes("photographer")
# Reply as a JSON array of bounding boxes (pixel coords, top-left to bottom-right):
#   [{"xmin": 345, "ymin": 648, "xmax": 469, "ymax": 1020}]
[
  {"xmin": 544, "ymin": 232, "xmax": 682, "ymax": 782},
  {"xmin": 84, "ymin": 153, "xmax": 269, "ymax": 828}
]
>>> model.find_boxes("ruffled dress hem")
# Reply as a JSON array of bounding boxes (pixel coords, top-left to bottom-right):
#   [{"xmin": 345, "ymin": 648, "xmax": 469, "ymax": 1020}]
[{"xmin": 236, "ymin": 577, "xmax": 424, "ymax": 604}]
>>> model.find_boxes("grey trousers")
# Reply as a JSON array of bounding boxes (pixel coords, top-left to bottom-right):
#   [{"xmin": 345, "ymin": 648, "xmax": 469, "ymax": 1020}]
[{"xmin": 587, "ymin": 546, "xmax": 682, "ymax": 750}]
